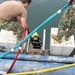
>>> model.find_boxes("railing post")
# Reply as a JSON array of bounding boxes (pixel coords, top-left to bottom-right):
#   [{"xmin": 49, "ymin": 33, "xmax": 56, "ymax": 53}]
[{"xmin": 42, "ymin": 29, "xmax": 46, "ymax": 54}]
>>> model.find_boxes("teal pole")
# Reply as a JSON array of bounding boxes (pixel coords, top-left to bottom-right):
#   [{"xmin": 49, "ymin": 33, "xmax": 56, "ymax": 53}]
[{"xmin": 0, "ymin": 2, "xmax": 72, "ymax": 58}]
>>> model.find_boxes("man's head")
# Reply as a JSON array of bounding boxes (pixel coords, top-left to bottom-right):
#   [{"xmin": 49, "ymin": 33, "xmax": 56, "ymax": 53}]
[{"xmin": 20, "ymin": 0, "xmax": 31, "ymax": 8}]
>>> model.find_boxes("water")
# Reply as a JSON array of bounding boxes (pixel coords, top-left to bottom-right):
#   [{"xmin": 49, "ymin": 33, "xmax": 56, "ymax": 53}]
[{"xmin": 0, "ymin": 0, "xmax": 68, "ymax": 49}]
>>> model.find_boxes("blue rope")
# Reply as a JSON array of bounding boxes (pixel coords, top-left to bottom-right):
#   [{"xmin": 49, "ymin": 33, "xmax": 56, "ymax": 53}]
[{"xmin": 0, "ymin": 2, "xmax": 72, "ymax": 59}]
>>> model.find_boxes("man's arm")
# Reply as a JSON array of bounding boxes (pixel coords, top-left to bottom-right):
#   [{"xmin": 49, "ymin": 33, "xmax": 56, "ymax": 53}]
[
  {"xmin": 16, "ymin": 16, "xmax": 21, "ymax": 24},
  {"xmin": 21, "ymin": 17, "xmax": 29, "ymax": 31}
]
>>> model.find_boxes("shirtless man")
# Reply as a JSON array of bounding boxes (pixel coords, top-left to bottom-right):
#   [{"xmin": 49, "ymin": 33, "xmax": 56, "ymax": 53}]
[{"xmin": 0, "ymin": 0, "xmax": 31, "ymax": 42}]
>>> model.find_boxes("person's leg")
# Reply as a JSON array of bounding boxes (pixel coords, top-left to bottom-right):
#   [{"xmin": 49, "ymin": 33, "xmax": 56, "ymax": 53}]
[
  {"xmin": 7, "ymin": 21, "xmax": 23, "ymax": 42},
  {"xmin": 65, "ymin": 5, "xmax": 75, "ymax": 41},
  {"xmin": 0, "ymin": 20, "xmax": 23, "ymax": 42},
  {"xmin": 52, "ymin": 6, "xmax": 70, "ymax": 43},
  {"xmin": 65, "ymin": 25, "xmax": 75, "ymax": 40}
]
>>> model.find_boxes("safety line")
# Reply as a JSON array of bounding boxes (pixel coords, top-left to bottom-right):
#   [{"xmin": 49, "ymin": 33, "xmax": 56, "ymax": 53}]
[{"xmin": 6, "ymin": 63, "xmax": 75, "ymax": 75}]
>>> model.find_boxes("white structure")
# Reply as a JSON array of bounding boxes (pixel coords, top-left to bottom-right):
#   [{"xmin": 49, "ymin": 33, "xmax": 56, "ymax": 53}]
[
  {"xmin": 0, "ymin": 29, "xmax": 17, "ymax": 52},
  {"xmin": 50, "ymin": 28, "xmax": 75, "ymax": 56}
]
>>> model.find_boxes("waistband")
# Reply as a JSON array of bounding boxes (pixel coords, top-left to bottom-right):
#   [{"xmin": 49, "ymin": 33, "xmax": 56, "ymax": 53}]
[{"xmin": 0, "ymin": 19, "xmax": 6, "ymax": 23}]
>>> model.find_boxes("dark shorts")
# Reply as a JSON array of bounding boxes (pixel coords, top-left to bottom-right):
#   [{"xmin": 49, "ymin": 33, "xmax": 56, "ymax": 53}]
[{"xmin": 0, "ymin": 20, "xmax": 23, "ymax": 42}]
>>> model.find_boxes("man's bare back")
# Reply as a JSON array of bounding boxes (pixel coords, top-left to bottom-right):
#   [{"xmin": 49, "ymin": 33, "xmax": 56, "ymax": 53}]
[{"xmin": 0, "ymin": 1, "xmax": 27, "ymax": 20}]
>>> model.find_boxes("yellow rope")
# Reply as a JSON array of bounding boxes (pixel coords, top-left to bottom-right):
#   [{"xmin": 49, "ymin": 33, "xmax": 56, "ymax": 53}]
[{"xmin": 6, "ymin": 63, "xmax": 75, "ymax": 75}]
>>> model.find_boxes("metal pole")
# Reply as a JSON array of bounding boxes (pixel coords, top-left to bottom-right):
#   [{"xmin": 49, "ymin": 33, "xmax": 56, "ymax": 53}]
[{"xmin": 42, "ymin": 29, "xmax": 46, "ymax": 54}]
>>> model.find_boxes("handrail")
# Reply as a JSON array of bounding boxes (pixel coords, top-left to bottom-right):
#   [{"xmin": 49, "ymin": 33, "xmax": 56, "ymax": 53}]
[{"xmin": 0, "ymin": 2, "xmax": 72, "ymax": 59}]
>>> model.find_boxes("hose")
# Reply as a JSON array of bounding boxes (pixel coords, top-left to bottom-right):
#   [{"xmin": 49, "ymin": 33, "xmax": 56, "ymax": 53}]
[{"xmin": 7, "ymin": 30, "xmax": 26, "ymax": 73}]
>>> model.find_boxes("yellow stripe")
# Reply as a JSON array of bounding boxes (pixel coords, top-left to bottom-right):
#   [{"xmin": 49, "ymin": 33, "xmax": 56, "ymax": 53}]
[
  {"xmin": 6, "ymin": 63, "xmax": 75, "ymax": 75},
  {"xmin": 31, "ymin": 32, "xmax": 39, "ymax": 37}
]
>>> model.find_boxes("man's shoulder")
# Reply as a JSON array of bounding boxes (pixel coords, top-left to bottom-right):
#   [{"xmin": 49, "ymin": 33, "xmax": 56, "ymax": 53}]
[
  {"xmin": 0, "ymin": 1, "xmax": 24, "ymax": 9},
  {"xmin": 1, "ymin": 1, "xmax": 21, "ymax": 6}
]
